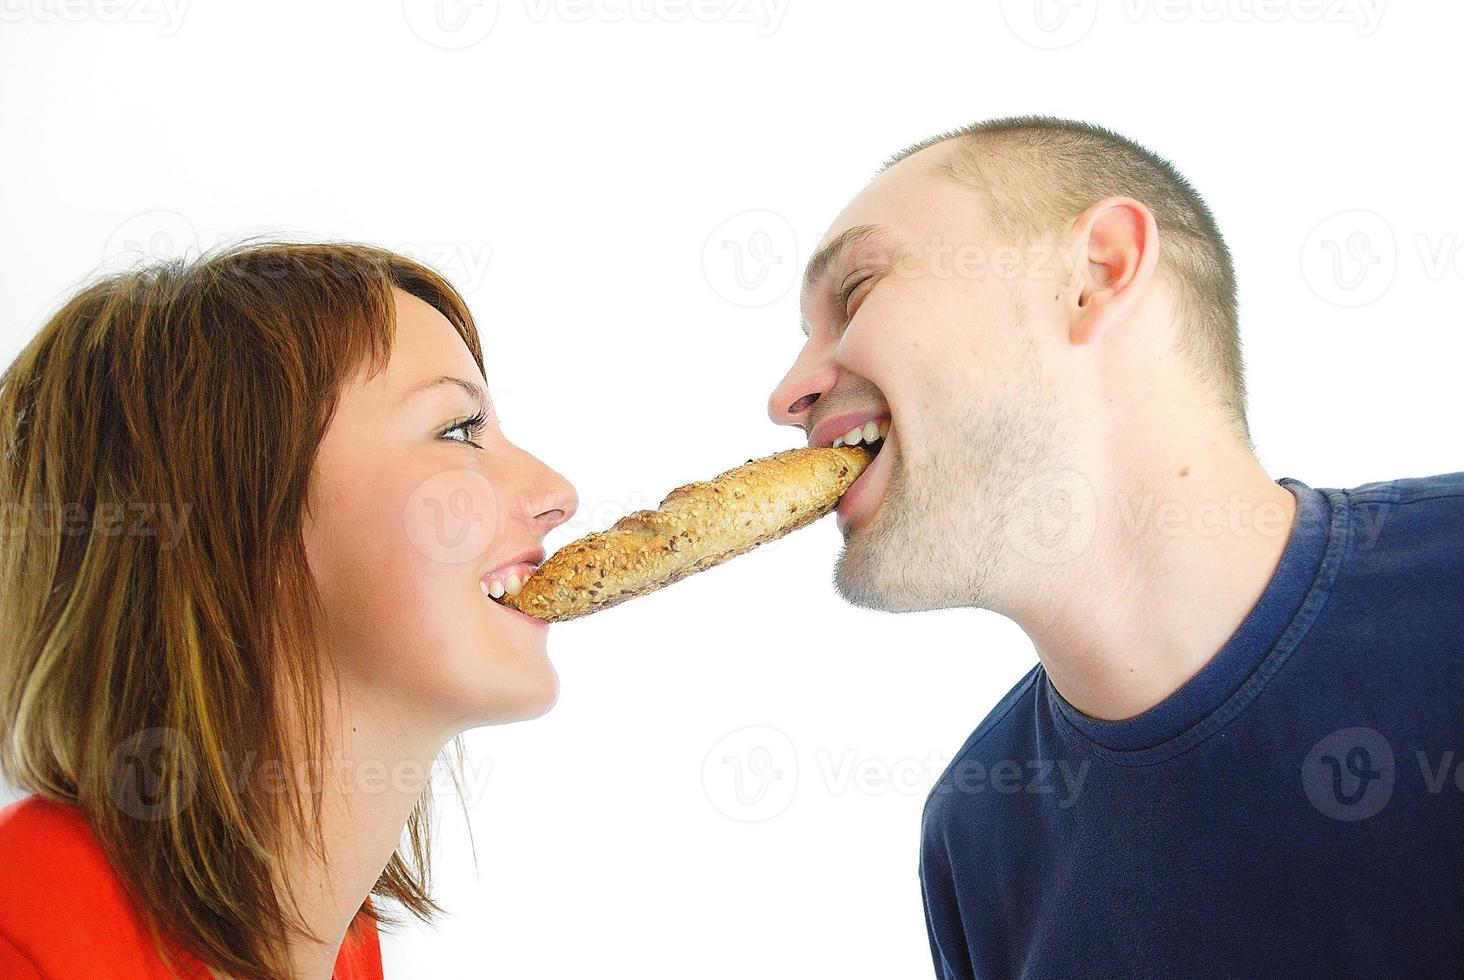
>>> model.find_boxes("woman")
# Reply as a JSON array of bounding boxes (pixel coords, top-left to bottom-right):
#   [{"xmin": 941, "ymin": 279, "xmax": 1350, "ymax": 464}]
[{"xmin": 0, "ymin": 242, "xmax": 577, "ymax": 979}]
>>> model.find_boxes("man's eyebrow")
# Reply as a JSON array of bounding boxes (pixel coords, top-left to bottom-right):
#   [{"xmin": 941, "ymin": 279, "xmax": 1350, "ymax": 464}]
[
  {"xmin": 400, "ymin": 375, "xmax": 488, "ymax": 411},
  {"xmin": 799, "ymin": 224, "xmax": 892, "ymax": 337},
  {"xmin": 801, "ymin": 224, "xmax": 891, "ymax": 295}
]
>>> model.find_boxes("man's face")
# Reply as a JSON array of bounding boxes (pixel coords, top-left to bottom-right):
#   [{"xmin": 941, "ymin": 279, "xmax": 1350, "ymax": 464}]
[{"xmin": 768, "ymin": 144, "xmax": 1075, "ymax": 613}]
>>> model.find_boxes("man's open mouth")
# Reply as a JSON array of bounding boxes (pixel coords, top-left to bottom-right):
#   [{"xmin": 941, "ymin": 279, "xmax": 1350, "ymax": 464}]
[
  {"xmin": 816, "ymin": 414, "xmax": 895, "ymax": 534},
  {"xmin": 827, "ymin": 417, "xmax": 889, "ymax": 458}
]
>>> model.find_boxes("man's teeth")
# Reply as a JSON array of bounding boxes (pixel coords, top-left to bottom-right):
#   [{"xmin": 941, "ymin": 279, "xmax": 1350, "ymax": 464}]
[{"xmin": 831, "ymin": 420, "xmax": 890, "ymax": 449}]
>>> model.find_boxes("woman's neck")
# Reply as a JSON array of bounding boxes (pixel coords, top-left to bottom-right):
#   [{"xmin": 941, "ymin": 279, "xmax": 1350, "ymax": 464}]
[{"xmin": 278, "ymin": 693, "xmax": 448, "ymax": 980}]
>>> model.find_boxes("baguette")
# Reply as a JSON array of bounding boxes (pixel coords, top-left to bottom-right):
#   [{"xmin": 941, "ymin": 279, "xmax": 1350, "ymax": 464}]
[{"xmin": 498, "ymin": 445, "xmax": 873, "ymax": 622}]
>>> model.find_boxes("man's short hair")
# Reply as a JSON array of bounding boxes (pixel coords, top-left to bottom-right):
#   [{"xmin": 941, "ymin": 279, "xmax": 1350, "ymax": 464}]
[{"xmin": 884, "ymin": 115, "xmax": 1247, "ymax": 443}]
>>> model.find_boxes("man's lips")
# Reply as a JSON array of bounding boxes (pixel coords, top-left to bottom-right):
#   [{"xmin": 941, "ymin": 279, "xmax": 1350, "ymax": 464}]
[
  {"xmin": 808, "ymin": 410, "xmax": 892, "ymax": 450},
  {"xmin": 807, "ymin": 408, "xmax": 894, "ymax": 534},
  {"xmin": 836, "ymin": 424, "xmax": 896, "ymax": 535}
]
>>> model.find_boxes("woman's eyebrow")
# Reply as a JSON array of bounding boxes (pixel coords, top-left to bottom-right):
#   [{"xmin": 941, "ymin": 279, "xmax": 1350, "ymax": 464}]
[{"xmin": 400, "ymin": 375, "xmax": 488, "ymax": 412}]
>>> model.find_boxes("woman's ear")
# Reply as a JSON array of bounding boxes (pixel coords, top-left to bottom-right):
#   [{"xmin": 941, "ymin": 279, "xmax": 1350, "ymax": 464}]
[{"xmin": 1063, "ymin": 196, "xmax": 1160, "ymax": 347}]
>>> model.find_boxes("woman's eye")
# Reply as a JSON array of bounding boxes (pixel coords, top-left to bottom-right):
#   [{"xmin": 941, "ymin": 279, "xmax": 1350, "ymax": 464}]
[{"xmin": 441, "ymin": 411, "xmax": 487, "ymax": 449}]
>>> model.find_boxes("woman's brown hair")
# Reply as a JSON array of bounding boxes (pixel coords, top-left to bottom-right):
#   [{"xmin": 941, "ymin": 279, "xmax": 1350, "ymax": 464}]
[{"xmin": 0, "ymin": 241, "xmax": 483, "ymax": 978}]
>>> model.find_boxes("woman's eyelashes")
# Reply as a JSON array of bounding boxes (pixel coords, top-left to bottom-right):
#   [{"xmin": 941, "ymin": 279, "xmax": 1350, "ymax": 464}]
[{"xmin": 440, "ymin": 410, "xmax": 488, "ymax": 449}]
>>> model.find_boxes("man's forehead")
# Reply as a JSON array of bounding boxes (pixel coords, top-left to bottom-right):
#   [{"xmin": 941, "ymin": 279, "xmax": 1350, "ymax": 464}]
[{"xmin": 802, "ymin": 143, "xmax": 966, "ymax": 288}]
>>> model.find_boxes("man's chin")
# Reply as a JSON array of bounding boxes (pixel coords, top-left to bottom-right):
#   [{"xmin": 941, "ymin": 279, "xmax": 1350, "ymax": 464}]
[
  {"xmin": 834, "ymin": 571, "xmax": 925, "ymax": 612},
  {"xmin": 833, "ymin": 530, "xmax": 943, "ymax": 613}
]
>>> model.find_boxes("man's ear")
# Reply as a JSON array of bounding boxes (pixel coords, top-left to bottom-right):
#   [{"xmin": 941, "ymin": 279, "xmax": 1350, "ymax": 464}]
[{"xmin": 1062, "ymin": 196, "xmax": 1160, "ymax": 347}]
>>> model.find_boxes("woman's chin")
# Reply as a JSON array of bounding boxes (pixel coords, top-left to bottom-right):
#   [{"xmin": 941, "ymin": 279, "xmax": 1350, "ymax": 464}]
[
  {"xmin": 453, "ymin": 590, "xmax": 561, "ymax": 723},
  {"xmin": 393, "ymin": 613, "xmax": 562, "ymax": 731},
  {"xmin": 459, "ymin": 635, "xmax": 561, "ymax": 727},
  {"xmin": 506, "ymin": 663, "xmax": 560, "ymax": 721}
]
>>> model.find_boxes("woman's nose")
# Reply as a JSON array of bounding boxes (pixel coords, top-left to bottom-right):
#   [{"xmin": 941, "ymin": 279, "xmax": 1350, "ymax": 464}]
[{"xmin": 519, "ymin": 459, "xmax": 577, "ymax": 534}]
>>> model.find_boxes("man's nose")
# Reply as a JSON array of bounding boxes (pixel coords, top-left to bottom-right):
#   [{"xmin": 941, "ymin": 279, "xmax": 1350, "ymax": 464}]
[{"xmin": 767, "ymin": 348, "xmax": 837, "ymax": 430}]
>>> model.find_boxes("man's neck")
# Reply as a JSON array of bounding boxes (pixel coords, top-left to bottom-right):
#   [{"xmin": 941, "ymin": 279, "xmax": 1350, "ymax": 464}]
[{"xmin": 1012, "ymin": 435, "xmax": 1298, "ymax": 723}]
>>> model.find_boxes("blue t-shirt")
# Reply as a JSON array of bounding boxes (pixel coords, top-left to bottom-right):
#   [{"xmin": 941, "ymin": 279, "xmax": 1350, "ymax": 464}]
[{"xmin": 920, "ymin": 472, "xmax": 1464, "ymax": 979}]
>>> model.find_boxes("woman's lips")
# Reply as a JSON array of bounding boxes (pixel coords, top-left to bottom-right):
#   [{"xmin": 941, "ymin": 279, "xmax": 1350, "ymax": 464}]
[
  {"xmin": 480, "ymin": 557, "xmax": 549, "ymax": 628},
  {"xmin": 491, "ymin": 600, "xmax": 550, "ymax": 629},
  {"xmin": 836, "ymin": 426, "xmax": 896, "ymax": 535},
  {"xmin": 485, "ymin": 591, "xmax": 549, "ymax": 628},
  {"xmin": 480, "ymin": 560, "xmax": 541, "ymax": 600}
]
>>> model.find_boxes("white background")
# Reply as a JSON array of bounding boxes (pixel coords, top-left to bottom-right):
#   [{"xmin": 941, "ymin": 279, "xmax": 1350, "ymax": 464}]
[{"xmin": 2, "ymin": 1, "xmax": 1461, "ymax": 977}]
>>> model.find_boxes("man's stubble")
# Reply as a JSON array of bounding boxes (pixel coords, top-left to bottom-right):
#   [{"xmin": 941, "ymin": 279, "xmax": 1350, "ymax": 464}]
[{"xmin": 834, "ymin": 293, "xmax": 1071, "ymax": 614}]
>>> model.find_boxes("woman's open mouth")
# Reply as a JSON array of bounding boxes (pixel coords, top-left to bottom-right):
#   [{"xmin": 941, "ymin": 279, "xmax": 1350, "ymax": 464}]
[{"xmin": 480, "ymin": 560, "xmax": 550, "ymax": 627}]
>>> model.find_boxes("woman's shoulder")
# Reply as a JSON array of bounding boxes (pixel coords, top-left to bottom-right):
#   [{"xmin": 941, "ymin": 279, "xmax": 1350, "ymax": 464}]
[
  {"xmin": 0, "ymin": 793, "xmax": 132, "ymax": 919},
  {"xmin": 336, "ymin": 906, "xmax": 385, "ymax": 980},
  {"xmin": 0, "ymin": 791, "xmax": 117, "ymax": 880},
  {"xmin": 0, "ymin": 793, "xmax": 207, "ymax": 978},
  {"xmin": 0, "ymin": 794, "xmax": 384, "ymax": 980}
]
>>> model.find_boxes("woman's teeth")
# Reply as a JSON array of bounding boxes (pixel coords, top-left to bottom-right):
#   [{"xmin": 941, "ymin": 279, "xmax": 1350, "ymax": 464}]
[
  {"xmin": 480, "ymin": 565, "xmax": 538, "ymax": 600},
  {"xmin": 832, "ymin": 419, "xmax": 890, "ymax": 448}
]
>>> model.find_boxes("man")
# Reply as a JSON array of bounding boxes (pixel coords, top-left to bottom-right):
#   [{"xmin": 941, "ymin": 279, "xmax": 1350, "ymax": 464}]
[{"xmin": 767, "ymin": 115, "xmax": 1464, "ymax": 978}]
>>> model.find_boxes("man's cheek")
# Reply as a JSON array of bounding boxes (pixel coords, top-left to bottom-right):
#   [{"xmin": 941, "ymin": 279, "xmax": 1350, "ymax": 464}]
[
  {"xmin": 841, "ymin": 317, "xmax": 933, "ymax": 397},
  {"xmin": 836, "ymin": 314, "xmax": 900, "ymax": 383}
]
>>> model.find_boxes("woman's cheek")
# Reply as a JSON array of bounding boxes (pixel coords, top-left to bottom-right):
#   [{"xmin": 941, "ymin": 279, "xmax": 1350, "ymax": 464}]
[{"xmin": 400, "ymin": 464, "xmax": 505, "ymax": 570}]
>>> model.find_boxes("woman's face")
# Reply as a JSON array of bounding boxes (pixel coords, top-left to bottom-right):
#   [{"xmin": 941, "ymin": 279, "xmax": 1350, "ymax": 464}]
[{"xmin": 304, "ymin": 288, "xmax": 577, "ymax": 732}]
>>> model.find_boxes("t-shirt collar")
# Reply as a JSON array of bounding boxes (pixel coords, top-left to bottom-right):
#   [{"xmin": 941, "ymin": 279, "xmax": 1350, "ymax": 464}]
[{"xmin": 1045, "ymin": 477, "xmax": 1335, "ymax": 755}]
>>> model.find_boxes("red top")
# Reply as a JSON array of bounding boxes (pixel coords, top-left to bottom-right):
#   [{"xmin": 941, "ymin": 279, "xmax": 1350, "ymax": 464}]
[{"xmin": 0, "ymin": 794, "xmax": 383, "ymax": 979}]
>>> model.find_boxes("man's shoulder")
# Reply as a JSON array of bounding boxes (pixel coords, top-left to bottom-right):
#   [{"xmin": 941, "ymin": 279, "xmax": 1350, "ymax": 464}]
[
  {"xmin": 1341, "ymin": 468, "xmax": 1464, "ymax": 515},
  {"xmin": 1330, "ymin": 469, "xmax": 1464, "ymax": 581},
  {"xmin": 1340, "ymin": 470, "xmax": 1464, "ymax": 536},
  {"xmin": 921, "ymin": 664, "xmax": 1045, "ymax": 835},
  {"xmin": 1343, "ymin": 469, "xmax": 1464, "ymax": 505}
]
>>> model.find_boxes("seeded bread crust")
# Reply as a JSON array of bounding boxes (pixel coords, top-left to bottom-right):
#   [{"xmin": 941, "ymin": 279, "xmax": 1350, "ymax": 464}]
[{"xmin": 499, "ymin": 445, "xmax": 874, "ymax": 622}]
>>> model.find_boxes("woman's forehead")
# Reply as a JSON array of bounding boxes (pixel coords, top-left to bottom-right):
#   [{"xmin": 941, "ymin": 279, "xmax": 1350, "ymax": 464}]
[{"xmin": 385, "ymin": 287, "xmax": 486, "ymax": 395}]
